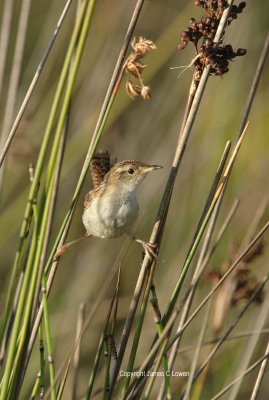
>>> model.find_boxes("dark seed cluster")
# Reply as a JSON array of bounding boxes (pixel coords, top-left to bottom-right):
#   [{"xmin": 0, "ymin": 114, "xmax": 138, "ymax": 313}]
[
  {"xmin": 204, "ymin": 239, "xmax": 265, "ymax": 306},
  {"xmin": 178, "ymin": 1, "xmax": 247, "ymax": 83},
  {"xmin": 195, "ymin": 43, "xmax": 247, "ymax": 80},
  {"xmin": 194, "ymin": 0, "xmax": 246, "ymax": 21}
]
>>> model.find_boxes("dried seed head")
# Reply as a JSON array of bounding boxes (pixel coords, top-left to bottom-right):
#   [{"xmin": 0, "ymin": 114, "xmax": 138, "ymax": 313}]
[
  {"xmin": 241, "ymin": 238, "xmax": 264, "ymax": 264},
  {"xmin": 141, "ymin": 86, "xmax": 151, "ymax": 100},
  {"xmin": 177, "ymin": 0, "xmax": 247, "ymax": 83},
  {"xmin": 132, "ymin": 36, "xmax": 157, "ymax": 55},
  {"xmin": 236, "ymin": 48, "xmax": 247, "ymax": 56},
  {"xmin": 126, "ymin": 81, "xmax": 141, "ymax": 100},
  {"xmin": 206, "ymin": 237, "xmax": 265, "ymax": 334},
  {"xmin": 124, "ymin": 36, "xmax": 156, "ymax": 100},
  {"xmin": 125, "ymin": 60, "xmax": 145, "ymax": 78}
]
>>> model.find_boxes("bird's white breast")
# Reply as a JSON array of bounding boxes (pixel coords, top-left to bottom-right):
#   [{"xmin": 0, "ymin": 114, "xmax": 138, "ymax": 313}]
[{"xmin": 82, "ymin": 187, "xmax": 139, "ymax": 239}]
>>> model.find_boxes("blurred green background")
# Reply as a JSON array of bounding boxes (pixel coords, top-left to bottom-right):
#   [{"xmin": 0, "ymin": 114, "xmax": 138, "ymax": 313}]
[{"xmin": 0, "ymin": 0, "xmax": 269, "ymax": 398}]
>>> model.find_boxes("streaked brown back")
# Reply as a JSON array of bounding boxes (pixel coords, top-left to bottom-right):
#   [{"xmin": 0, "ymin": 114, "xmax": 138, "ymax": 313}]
[{"xmin": 90, "ymin": 151, "xmax": 111, "ymax": 188}]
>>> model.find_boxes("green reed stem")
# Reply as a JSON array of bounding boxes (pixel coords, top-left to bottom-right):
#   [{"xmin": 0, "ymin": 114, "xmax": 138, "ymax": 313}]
[
  {"xmin": 103, "ymin": 337, "xmax": 111, "ymax": 400},
  {"xmin": 0, "ymin": 0, "xmax": 89, "ymax": 350},
  {"xmin": 144, "ymin": 287, "xmax": 171, "ymax": 400},
  {"xmin": 85, "ymin": 332, "xmax": 105, "ymax": 400},
  {"xmin": 42, "ymin": 273, "xmax": 56, "ymax": 400},
  {"xmin": 39, "ymin": 323, "xmax": 45, "ymax": 398}
]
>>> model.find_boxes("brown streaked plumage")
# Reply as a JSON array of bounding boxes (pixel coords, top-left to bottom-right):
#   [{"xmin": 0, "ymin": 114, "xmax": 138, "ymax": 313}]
[
  {"xmin": 84, "ymin": 160, "xmax": 161, "ymax": 209},
  {"xmin": 82, "ymin": 160, "xmax": 162, "ymax": 244},
  {"xmin": 90, "ymin": 150, "xmax": 111, "ymax": 189},
  {"xmin": 54, "ymin": 159, "xmax": 162, "ymax": 260}
]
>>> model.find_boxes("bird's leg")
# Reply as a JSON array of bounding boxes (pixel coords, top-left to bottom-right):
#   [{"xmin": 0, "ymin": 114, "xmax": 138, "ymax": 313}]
[
  {"xmin": 129, "ymin": 234, "xmax": 157, "ymax": 260},
  {"xmin": 53, "ymin": 235, "xmax": 88, "ymax": 260}
]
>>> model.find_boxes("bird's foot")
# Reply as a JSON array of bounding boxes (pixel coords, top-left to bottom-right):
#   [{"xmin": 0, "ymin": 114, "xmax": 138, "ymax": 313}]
[{"xmin": 136, "ymin": 239, "xmax": 157, "ymax": 260}]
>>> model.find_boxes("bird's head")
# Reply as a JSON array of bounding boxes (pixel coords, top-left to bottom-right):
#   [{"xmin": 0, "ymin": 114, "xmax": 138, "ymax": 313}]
[{"xmin": 105, "ymin": 160, "xmax": 162, "ymax": 192}]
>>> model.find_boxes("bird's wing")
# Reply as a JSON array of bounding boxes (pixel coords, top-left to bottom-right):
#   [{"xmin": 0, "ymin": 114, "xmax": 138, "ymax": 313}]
[
  {"xmin": 90, "ymin": 151, "xmax": 111, "ymax": 188},
  {"xmin": 84, "ymin": 180, "xmax": 105, "ymax": 208},
  {"xmin": 84, "ymin": 190, "xmax": 94, "ymax": 208}
]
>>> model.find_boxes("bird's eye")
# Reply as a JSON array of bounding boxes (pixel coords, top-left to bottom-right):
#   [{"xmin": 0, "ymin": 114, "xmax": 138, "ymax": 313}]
[{"xmin": 128, "ymin": 168, "xmax": 134, "ymax": 175}]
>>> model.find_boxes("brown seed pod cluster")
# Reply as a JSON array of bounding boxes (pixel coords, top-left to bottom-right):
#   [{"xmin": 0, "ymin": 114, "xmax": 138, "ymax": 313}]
[
  {"xmin": 204, "ymin": 239, "xmax": 265, "ymax": 306},
  {"xmin": 124, "ymin": 37, "xmax": 157, "ymax": 100},
  {"xmin": 204, "ymin": 239, "xmax": 265, "ymax": 335},
  {"xmin": 178, "ymin": 1, "xmax": 247, "ymax": 83},
  {"xmin": 194, "ymin": 0, "xmax": 246, "ymax": 21},
  {"xmin": 231, "ymin": 239, "xmax": 265, "ymax": 305}
]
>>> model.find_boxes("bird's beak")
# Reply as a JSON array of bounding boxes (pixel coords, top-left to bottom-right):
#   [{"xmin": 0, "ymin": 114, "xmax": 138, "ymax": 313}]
[{"xmin": 143, "ymin": 164, "xmax": 163, "ymax": 173}]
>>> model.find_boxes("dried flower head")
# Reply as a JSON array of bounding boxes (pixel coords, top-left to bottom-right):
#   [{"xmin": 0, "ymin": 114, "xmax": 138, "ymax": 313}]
[
  {"xmin": 131, "ymin": 37, "xmax": 157, "ymax": 55},
  {"xmin": 141, "ymin": 86, "xmax": 151, "ymax": 100},
  {"xmin": 124, "ymin": 36, "xmax": 157, "ymax": 100},
  {"xmin": 204, "ymin": 238, "xmax": 265, "ymax": 335},
  {"xmin": 126, "ymin": 81, "xmax": 142, "ymax": 100},
  {"xmin": 125, "ymin": 60, "xmax": 145, "ymax": 79},
  {"xmin": 178, "ymin": 1, "xmax": 247, "ymax": 84}
]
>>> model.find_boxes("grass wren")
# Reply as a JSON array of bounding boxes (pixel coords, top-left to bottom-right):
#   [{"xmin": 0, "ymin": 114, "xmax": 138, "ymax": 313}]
[{"xmin": 54, "ymin": 157, "xmax": 162, "ymax": 259}]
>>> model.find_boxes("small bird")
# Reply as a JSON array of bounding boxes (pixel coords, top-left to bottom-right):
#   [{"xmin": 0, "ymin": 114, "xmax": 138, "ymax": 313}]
[{"xmin": 54, "ymin": 158, "xmax": 162, "ymax": 259}]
